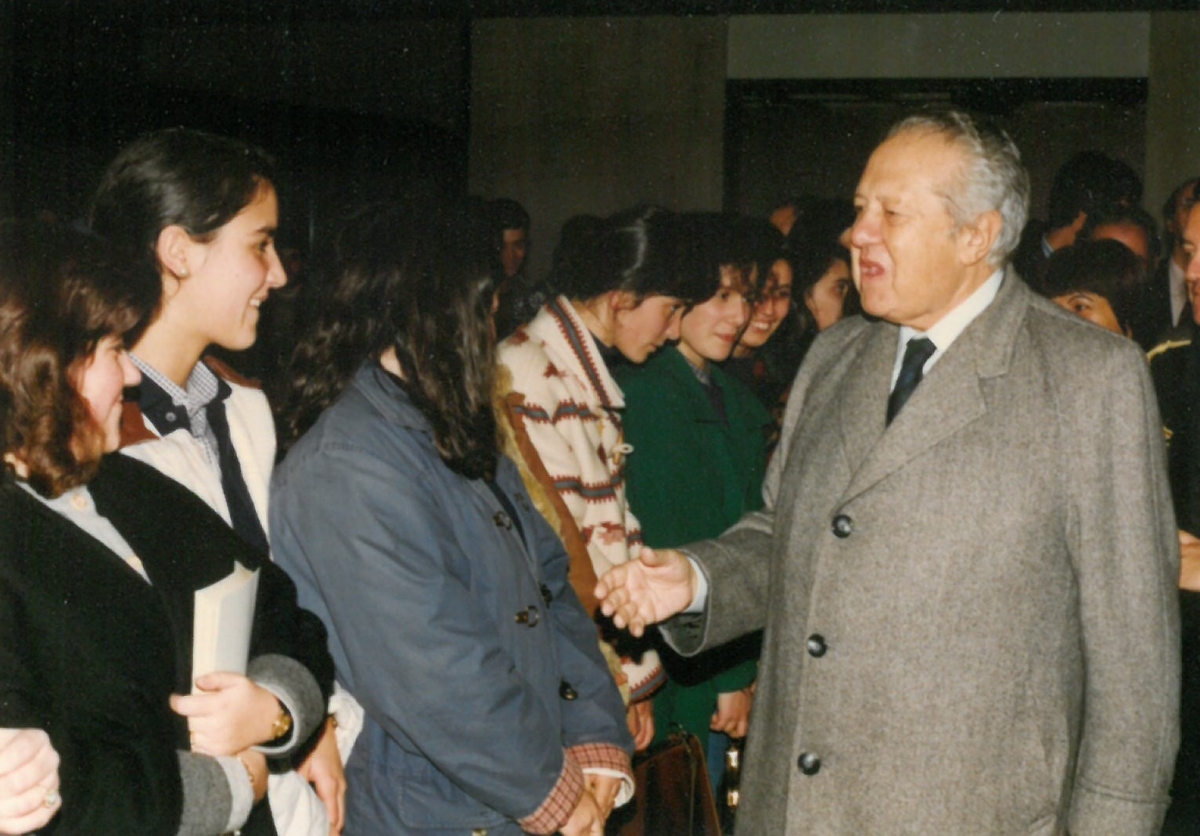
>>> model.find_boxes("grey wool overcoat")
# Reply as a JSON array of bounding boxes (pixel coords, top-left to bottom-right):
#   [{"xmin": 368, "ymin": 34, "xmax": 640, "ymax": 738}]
[{"xmin": 667, "ymin": 273, "xmax": 1181, "ymax": 835}]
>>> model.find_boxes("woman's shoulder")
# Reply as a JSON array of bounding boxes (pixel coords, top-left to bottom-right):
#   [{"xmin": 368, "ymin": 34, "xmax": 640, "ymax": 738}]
[{"xmin": 617, "ymin": 348, "xmax": 692, "ymax": 401}]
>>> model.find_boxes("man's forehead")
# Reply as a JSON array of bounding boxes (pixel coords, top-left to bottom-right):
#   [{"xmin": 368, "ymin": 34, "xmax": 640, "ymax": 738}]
[
  {"xmin": 1184, "ymin": 203, "xmax": 1200, "ymax": 242},
  {"xmin": 857, "ymin": 130, "xmax": 961, "ymax": 196}
]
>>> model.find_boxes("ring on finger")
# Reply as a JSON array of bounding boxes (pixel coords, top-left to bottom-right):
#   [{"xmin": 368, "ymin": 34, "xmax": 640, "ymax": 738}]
[{"xmin": 43, "ymin": 788, "xmax": 61, "ymax": 809}]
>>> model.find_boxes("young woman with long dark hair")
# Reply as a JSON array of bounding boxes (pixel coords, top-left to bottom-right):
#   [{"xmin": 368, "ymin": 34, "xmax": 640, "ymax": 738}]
[{"xmin": 271, "ymin": 203, "xmax": 633, "ymax": 836}]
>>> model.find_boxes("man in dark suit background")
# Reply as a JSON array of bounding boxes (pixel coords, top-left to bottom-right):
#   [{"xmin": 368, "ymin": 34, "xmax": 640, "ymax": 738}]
[
  {"xmin": 1011, "ymin": 150, "xmax": 1142, "ymax": 290},
  {"xmin": 1148, "ymin": 197, "xmax": 1200, "ymax": 834},
  {"xmin": 598, "ymin": 110, "xmax": 1179, "ymax": 835},
  {"xmin": 1139, "ymin": 177, "xmax": 1200, "ymax": 351}
]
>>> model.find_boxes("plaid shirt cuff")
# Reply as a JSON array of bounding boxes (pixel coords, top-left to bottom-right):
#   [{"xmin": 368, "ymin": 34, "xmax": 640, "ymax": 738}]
[
  {"xmin": 573, "ymin": 742, "xmax": 635, "ymax": 808},
  {"xmin": 518, "ymin": 750, "xmax": 585, "ymax": 835}
]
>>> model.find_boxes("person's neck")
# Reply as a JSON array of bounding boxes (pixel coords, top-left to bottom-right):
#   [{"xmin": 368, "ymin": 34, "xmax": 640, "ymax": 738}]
[
  {"xmin": 573, "ymin": 298, "xmax": 615, "ymax": 347},
  {"xmin": 379, "ymin": 347, "xmax": 406, "ymax": 379},
  {"xmin": 132, "ymin": 322, "xmax": 206, "ymax": 389},
  {"xmin": 677, "ymin": 341, "xmax": 709, "ymax": 373}
]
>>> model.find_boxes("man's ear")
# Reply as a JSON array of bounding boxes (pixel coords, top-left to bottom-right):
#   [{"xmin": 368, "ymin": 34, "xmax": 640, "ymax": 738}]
[
  {"xmin": 154, "ymin": 225, "xmax": 195, "ymax": 285},
  {"xmin": 958, "ymin": 209, "xmax": 1002, "ymax": 267}
]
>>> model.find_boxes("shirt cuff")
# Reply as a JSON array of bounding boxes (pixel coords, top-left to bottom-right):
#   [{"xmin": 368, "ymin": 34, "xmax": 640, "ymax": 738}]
[
  {"xmin": 572, "ymin": 742, "xmax": 635, "ymax": 808},
  {"xmin": 685, "ymin": 556, "xmax": 708, "ymax": 613},
  {"xmin": 517, "ymin": 750, "xmax": 585, "ymax": 835}
]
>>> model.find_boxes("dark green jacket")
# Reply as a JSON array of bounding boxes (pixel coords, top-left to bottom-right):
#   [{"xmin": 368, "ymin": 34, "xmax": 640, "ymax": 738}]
[{"xmin": 617, "ymin": 347, "xmax": 770, "ymax": 745}]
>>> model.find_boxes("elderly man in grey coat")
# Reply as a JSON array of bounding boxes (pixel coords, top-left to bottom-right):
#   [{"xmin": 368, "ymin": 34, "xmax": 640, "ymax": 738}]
[{"xmin": 597, "ymin": 110, "xmax": 1180, "ymax": 835}]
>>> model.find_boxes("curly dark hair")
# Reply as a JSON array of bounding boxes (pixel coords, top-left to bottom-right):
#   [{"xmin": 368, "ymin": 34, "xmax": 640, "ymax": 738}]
[
  {"xmin": 0, "ymin": 220, "xmax": 154, "ymax": 497},
  {"xmin": 279, "ymin": 201, "xmax": 499, "ymax": 480}
]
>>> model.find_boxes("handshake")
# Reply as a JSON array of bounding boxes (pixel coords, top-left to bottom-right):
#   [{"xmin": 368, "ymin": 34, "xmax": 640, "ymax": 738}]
[{"xmin": 594, "ymin": 547, "xmax": 700, "ymax": 637}]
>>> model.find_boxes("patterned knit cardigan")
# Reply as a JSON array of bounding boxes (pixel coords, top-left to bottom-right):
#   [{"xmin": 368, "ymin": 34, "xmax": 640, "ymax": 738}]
[{"xmin": 496, "ymin": 297, "xmax": 665, "ymax": 701}]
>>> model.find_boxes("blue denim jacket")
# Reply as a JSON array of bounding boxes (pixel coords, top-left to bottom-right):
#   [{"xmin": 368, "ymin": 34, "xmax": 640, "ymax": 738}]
[{"xmin": 270, "ymin": 363, "xmax": 631, "ymax": 835}]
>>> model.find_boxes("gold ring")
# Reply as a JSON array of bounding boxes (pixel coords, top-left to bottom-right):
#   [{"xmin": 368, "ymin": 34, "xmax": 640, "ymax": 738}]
[{"xmin": 43, "ymin": 788, "xmax": 60, "ymax": 809}]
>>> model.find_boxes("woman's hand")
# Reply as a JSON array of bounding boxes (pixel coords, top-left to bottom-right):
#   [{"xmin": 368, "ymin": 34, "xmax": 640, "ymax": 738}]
[
  {"xmin": 626, "ymin": 699, "xmax": 655, "ymax": 751},
  {"xmin": 559, "ymin": 790, "xmax": 603, "ymax": 836},
  {"xmin": 170, "ymin": 672, "xmax": 282, "ymax": 756},
  {"xmin": 0, "ymin": 729, "xmax": 61, "ymax": 835},
  {"xmin": 710, "ymin": 687, "xmax": 753, "ymax": 739},
  {"xmin": 236, "ymin": 750, "xmax": 269, "ymax": 804},
  {"xmin": 585, "ymin": 774, "xmax": 621, "ymax": 823},
  {"xmin": 297, "ymin": 720, "xmax": 346, "ymax": 835}
]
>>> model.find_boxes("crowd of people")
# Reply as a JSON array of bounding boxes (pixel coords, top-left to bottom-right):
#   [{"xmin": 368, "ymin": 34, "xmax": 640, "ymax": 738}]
[{"xmin": 0, "ymin": 106, "xmax": 1197, "ymax": 836}]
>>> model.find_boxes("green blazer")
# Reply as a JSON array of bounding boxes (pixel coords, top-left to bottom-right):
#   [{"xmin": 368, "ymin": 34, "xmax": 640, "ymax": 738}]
[{"xmin": 617, "ymin": 347, "xmax": 770, "ymax": 745}]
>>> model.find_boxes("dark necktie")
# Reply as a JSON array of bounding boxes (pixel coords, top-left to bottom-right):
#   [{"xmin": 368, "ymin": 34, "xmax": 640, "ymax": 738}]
[
  {"xmin": 887, "ymin": 337, "xmax": 937, "ymax": 425},
  {"xmin": 205, "ymin": 393, "xmax": 270, "ymax": 556}
]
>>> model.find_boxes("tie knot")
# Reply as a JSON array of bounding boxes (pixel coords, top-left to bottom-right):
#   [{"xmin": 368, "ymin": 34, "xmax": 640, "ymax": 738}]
[
  {"xmin": 902, "ymin": 336, "xmax": 937, "ymax": 370},
  {"xmin": 887, "ymin": 337, "xmax": 937, "ymax": 425}
]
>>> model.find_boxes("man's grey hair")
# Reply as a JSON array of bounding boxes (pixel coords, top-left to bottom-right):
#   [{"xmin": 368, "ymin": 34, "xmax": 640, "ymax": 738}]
[{"xmin": 886, "ymin": 110, "xmax": 1031, "ymax": 266}]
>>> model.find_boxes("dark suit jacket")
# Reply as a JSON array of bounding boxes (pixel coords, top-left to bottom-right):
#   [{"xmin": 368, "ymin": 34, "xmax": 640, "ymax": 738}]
[
  {"xmin": 1148, "ymin": 323, "xmax": 1200, "ymax": 804},
  {"xmin": 0, "ymin": 453, "xmax": 333, "ymax": 835},
  {"xmin": 1134, "ymin": 259, "xmax": 1178, "ymax": 351},
  {"xmin": 668, "ymin": 273, "xmax": 1180, "ymax": 835}
]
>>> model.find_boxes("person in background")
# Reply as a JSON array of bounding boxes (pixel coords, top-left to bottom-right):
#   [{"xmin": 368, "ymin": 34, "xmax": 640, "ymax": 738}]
[
  {"xmin": 0, "ymin": 730, "xmax": 60, "ymax": 834},
  {"xmin": 722, "ymin": 217, "xmax": 792, "ymax": 411},
  {"xmin": 271, "ymin": 202, "xmax": 633, "ymax": 836},
  {"xmin": 1012, "ymin": 149, "xmax": 1142, "ymax": 290},
  {"xmin": 497, "ymin": 207, "xmax": 709, "ymax": 752},
  {"xmin": 1081, "ymin": 204, "xmax": 1159, "ymax": 269},
  {"xmin": 491, "ymin": 198, "xmax": 549, "ymax": 340},
  {"xmin": 0, "ymin": 219, "xmax": 333, "ymax": 836},
  {"xmin": 618, "ymin": 212, "xmax": 769, "ymax": 794},
  {"xmin": 1039, "ymin": 238, "xmax": 1144, "ymax": 337},
  {"xmin": 88, "ymin": 127, "xmax": 348, "ymax": 836},
  {"xmin": 1136, "ymin": 176, "xmax": 1200, "ymax": 351},
  {"xmin": 1148, "ymin": 198, "xmax": 1200, "ymax": 834}
]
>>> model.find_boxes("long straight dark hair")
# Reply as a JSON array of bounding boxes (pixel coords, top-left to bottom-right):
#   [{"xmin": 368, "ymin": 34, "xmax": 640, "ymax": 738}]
[{"xmin": 279, "ymin": 201, "xmax": 500, "ymax": 480}]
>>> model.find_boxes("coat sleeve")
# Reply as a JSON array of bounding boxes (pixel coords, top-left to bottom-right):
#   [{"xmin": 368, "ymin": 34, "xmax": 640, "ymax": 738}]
[
  {"xmin": 1063, "ymin": 341, "xmax": 1180, "ymax": 835},
  {"xmin": 270, "ymin": 441, "xmax": 579, "ymax": 823},
  {"xmin": 0, "ymin": 535, "xmax": 190, "ymax": 834},
  {"xmin": 516, "ymin": 469, "xmax": 634, "ymax": 756}
]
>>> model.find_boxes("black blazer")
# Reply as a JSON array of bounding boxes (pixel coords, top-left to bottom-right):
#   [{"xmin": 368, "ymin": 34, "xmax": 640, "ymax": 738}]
[{"xmin": 0, "ymin": 453, "xmax": 333, "ymax": 835}]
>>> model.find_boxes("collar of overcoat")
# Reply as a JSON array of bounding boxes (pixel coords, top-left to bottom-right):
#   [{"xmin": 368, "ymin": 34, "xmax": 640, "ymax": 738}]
[{"xmin": 837, "ymin": 267, "xmax": 1030, "ymax": 504}]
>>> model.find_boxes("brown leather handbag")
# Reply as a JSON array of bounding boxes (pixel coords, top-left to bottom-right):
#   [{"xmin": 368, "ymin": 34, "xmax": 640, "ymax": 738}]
[{"xmin": 605, "ymin": 732, "xmax": 722, "ymax": 836}]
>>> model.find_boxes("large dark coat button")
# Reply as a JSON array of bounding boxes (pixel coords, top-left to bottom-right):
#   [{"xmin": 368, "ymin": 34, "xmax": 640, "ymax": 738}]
[
  {"xmin": 806, "ymin": 634, "xmax": 827, "ymax": 657},
  {"xmin": 797, "ymin": 752, "xmax": 821, "ymax": 775},
  {"xmin": 559, "ymin": 680, "xmax": 578, "ymax": 700},
  {"xmin": 493, "ymin": 511, "xmax": 513, "ymax": 530},
  {"xmin": 515, "ymin": 606, "xmax": 540, "ymax": 626},
  {"xmin": 540, "ymin": 583, "xmax": 553, "ymax": 605},
  {"xmin": 832, "ymin": 515, "xmax": 853, "ymax": 538}
]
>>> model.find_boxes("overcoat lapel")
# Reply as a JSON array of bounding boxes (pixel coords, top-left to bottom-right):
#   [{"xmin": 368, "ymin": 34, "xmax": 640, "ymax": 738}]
[{"xmin": 838, "ymin": 271, "xmax": 1027, "ymax": 504}]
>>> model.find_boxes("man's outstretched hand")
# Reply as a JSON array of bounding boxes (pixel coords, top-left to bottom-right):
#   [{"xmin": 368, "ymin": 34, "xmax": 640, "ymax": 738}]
[{"xmin": 595, "ymin": 547, "xmax": 697, "ymax": 637}]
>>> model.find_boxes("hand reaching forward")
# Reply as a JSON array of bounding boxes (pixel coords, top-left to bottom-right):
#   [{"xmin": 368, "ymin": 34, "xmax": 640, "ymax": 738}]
[{"xmin": 595, "ymin": 547, "xmax": 697, "ymax": 638}]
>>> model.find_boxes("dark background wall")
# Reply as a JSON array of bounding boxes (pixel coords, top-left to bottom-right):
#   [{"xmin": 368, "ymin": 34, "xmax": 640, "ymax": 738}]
[{"xmin": 2, "ymin": 3, "xmax": 1198, "ymax": 281}]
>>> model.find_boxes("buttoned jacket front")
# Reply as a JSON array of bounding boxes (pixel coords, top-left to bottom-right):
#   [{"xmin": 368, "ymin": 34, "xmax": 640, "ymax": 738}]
[
  {"xmin": 269, "ymin": 363, "xmax": 631, "ymax": 836},
  {"xmin": 669, "ymin": 273, "xmax": 1181, "ymax": 835}
]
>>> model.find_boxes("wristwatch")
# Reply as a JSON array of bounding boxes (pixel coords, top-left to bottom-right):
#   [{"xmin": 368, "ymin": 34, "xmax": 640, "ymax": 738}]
[{"xmin": 270, "ymin": 703, "xmax": 293, "ymax": 742}]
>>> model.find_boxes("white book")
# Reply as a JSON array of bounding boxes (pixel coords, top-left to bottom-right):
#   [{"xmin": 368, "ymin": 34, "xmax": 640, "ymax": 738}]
[{"xmin": 191, "ymin": 562, "xmax": 260, "ymax": 688}]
